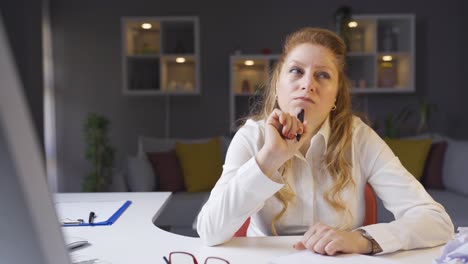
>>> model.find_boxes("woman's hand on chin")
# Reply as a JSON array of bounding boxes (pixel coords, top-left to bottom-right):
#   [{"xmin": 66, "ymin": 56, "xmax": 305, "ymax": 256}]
[{"xmin": 255, "ymin": 109, "xmax": 307, "ymax": 177}]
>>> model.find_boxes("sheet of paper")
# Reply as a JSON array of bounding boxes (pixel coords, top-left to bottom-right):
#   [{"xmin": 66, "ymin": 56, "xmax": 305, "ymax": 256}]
[
  {"xmin": 55, "ymin": 201, "xmax": 126, "ymax": 223},
  {"xmin": 269, "ymin": 250, "xmax": 398, "ymax": 264}
]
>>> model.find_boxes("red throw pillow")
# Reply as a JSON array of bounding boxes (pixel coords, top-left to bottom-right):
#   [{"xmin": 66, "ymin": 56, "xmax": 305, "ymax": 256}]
[
  {"xmin": 421, "ymin": 141, "xmax": 447, "ymax": 189},
  {"xmin": 147, "ymin": 150, "xmax": 185, "ymax": 192}
]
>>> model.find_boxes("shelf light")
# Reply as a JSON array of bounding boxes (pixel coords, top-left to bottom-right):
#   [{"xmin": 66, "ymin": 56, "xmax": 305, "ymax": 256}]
[
  {"xmin": 176, "ymin": 57, "xmax": 186, "ymax": 63},
  {"xmin": 244, "ymin": 60, "xmax": 255, "ymax": 66},
  {"xmin": 348, "ymin": 21, "xmax": 358, "ymax": 28},
  {"xmin": 141, "ymin": 23, "xmax": 152, "ymax": 29},
  {"xmin": 382, "ymin": 55, "xmax": 393, "ymax": 62}
]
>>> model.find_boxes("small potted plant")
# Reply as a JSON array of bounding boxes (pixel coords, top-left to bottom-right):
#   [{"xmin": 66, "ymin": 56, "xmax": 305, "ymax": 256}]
[{"xmin": 82, "ymin": 113, "xmax": 115, "ymax": 192}]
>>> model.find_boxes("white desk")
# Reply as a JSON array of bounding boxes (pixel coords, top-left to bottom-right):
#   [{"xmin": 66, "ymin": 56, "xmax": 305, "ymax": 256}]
[{"xmin": 56, "ymin": 192, "xmax": 443, "ymax": 264}]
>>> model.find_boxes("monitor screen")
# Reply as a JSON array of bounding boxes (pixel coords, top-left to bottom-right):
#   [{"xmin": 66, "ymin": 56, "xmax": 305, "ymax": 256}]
[{"xmin": 0, "ymin": 12, "xmax": 71, "ymax": 264}]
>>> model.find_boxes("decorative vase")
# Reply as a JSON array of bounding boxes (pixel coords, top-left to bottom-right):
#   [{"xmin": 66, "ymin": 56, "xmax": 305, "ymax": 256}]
[
  {"xmin": 241, "ymin": 80, "xmax": 250, "ymax": 93},
  {"xmin": 378, "ymin": 61, "xmax": 398, "ymax": 87}
]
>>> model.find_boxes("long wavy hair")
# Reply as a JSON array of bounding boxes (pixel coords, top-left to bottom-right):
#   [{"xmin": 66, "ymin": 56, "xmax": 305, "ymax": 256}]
[{"xmin": 248, "ymin": 27, "xmax": 355, "ymax": 234}]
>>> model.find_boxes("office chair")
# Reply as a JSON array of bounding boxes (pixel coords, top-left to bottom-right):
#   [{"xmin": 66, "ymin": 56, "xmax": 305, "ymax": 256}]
[{"xmin": 234, "ymin": 183, "xmax": 377, "ymax": 237}]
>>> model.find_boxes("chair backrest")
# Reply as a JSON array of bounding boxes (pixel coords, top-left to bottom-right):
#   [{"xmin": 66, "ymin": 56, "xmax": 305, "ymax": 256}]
[
  {"xmin": 233, "ymin": 217, "xmax": 250, "ymax": 237},
  {"xmin": 234, "ymin": 183, "xmax": 377, "ymax": 237},
  {"xmin": 363, "ymin": 183, "xmax": 377, "ymax": 226}
]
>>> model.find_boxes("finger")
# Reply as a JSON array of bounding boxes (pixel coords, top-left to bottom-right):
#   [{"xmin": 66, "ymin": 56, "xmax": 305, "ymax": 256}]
[
  {"xmin": 278, "ymin": 111, "xmax": 287, "ymax": 126},
  {"xmin": 303, "ymin": 225, "xmax": 330, "ymax": 252},
  {"xmin": 296, "ymin": 123, "xmax": 303, "ymax": 135},
  {"xmin": 281, "ymin": 114, "xmax": 292, "ymax": 138},
  {"xmin": 277, "ymin": 112, "xmax": 287, "ymax": 136},
  {"xmin": 293, "ymin": 241, "xmax": 306, "ymax": 250},
  {"xmin": 297, "ymin": 120, "xmax": 309, "ymax": 142},
  {"xmin": 324, "ymin": 240, "xmax": 340, "ymax": 256},
  {"xmin": 289, "ymin": 117, "xmax": 298, "ymax": 140},
  {"xmin": 267, "ymin": 109, "xmax": 284, "ymax": 131},
  {"xmin": 301, "ymin": 225, "xmax": 318, "ymax": 245},
  {"xmin": 313, "ymin": 230, "xmax": 334, "ymax": 255},
  {"xmin": 296, "ymin": 112, "xmax": 306, "ymax": 133}
]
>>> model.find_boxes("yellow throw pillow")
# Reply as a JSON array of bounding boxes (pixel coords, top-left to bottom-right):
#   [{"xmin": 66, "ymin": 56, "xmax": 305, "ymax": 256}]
[
  {"xmin": 175, "ymin": 137, "xmax": 222, "ymax": 192},
  {"xmin": 384, "ymin": 138, "xmax": 432, "ymax": 181}
]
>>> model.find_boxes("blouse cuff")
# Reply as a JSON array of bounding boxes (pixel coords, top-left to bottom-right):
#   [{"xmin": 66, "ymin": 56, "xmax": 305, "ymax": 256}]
[
  {"xmin": 236, "ymin": 157, "xmax": 284, "ymax": 200},
  {"xmin": 359, "ymin": 224, "xmax": 401, "ymax": 255}
]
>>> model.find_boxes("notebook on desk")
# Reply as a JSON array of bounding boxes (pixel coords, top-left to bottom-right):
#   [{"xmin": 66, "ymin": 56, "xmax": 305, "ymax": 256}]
[{"xmin": 56, "ymin": 200, "xmax": 132, "ymax": 226}]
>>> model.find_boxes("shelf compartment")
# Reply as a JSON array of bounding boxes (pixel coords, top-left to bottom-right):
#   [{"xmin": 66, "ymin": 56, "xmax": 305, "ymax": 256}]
[
  {"xmin": 348, "ymin": 17, "xmax": 376, "ymax": 53},
  {"xmin": 346, "ymin": 55, "xmax": 376, "ymax": 89},
  {"xmin": 377, "ymin": 53, "xmax": 412, "ymax": 90},
  {"xmin": 232, "ymin": 58, "xmax": 268, "ymax": 95},
  {"xmin": 125, "ymin": 20, "xmax": 161, "ymax": 56},
  {"xmin": 377, "ymin": 18, "xmax": 412, "ymax": 52},
  {"xmin": 161, "ymin": 21, "xmax": 195, "ymax": 54},
  {"xmin": 160, "ymin": 56, "xmax": 196, "ymax": 92},
  {"xmin": 126, "ymin": 57, "xmax": 160, "ymax": 91}
]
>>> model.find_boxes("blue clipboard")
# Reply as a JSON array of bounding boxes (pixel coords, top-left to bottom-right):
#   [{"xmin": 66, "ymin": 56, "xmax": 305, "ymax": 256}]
[{"xmin": 61, "ymin": 200, "xmax": 132, "ymax": 227}]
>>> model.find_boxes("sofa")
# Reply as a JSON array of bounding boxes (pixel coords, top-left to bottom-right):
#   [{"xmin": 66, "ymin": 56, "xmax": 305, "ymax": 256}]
[
  {"xmin": 111, "ymin": 135, "xmax": 230, "ymax": 237},
  {"xmin": 111, "ymin": 133, "xmax": 467, "ymax": 237},
  {"xmin": 377, "ymin": 134, "xmax": 468, "ymax": 228}
]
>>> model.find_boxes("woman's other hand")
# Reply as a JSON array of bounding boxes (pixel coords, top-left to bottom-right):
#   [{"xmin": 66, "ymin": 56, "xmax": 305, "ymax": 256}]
[{"xmin": 293, "ymin": 223, "xmax": 372, "ymax": 256}]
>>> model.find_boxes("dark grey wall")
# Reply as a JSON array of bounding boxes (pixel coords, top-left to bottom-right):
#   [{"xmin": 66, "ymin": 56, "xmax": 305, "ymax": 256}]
[
  {"xmin": 49, "ymin": 0, "xmax": 467, "ymax": 191},
  {"xmin": 459, "ymin": 0, "xmax": 468, "ymax": 138},
  {"xmin": 1, "ymin": 0, "xmax": 44, "ymax": 144}
]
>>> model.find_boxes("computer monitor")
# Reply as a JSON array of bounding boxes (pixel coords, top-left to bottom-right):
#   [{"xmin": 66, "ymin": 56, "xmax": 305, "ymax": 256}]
[{"xmin": 0, "ymin": 13, "xmax": 71, "ymax": 264}]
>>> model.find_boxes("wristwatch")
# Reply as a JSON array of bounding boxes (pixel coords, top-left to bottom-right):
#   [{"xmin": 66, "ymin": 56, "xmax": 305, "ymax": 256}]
[{"xmin": 356, "ymin": 229, "xmax": 383, "ymax": 255}]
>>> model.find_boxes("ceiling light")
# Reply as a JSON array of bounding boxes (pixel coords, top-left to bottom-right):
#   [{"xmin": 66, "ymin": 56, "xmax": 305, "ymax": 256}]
[
  {"xmin": 244, "ymin": 60, "xmax": 254, "ymax": 66},
  {"xmin": 141, "ymin": 23, "xmax": 152, "ymax": 29},
  {"xmin": 382, "ymin": 55, "xmax": 393, "ymax": 62},
  {"xmin": 348, "ymin": 21, "xmax": 358, "ymax": 28},
  {"xmin": 176, "ymin": 57, "xmax": 186, "ymax": 63}
]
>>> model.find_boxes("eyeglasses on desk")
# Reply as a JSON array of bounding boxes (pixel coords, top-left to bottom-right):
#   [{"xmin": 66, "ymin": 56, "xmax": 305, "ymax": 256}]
[{"xmin": 163, "ymin": 251, "xmax": 229, "ymax": 264}]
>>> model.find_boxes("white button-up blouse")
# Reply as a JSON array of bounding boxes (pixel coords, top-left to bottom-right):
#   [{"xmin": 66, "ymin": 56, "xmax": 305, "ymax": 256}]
[{"xmin": 197, "ymin": 116, "xmax": 454, "ymax": 254}]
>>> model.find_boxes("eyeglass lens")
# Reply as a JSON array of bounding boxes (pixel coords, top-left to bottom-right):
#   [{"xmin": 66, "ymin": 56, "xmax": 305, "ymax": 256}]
[
  {"xmin": 204, "ymin": 256, "xmax": 229, "ymax": 264},
  {"xmin": 169, "ymin": 252, "xmax": 229, "ymax": 264},
  {"xmin": 170, "ymin": 252, "xmax": 195, "ymax": 264}
]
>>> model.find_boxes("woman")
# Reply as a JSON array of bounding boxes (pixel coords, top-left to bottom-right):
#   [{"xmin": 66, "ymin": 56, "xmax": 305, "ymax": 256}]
[{"xmin": 197, "ymin": 27, "xmax": 453, "ymax": 255}]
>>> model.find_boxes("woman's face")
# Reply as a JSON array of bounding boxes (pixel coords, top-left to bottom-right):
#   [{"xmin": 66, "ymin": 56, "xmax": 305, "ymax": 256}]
[{"xmin": 276, "ymin": 43, "xmax": 339, "ymax": 127}]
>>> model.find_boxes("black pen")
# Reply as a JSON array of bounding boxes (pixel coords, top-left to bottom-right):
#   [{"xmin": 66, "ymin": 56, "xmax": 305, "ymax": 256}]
[
  {"xmin": 163, "ymin": 256, "xmax": 169, "ymax": 264},
  {"xmin": 296, "ymin": 109, "xmax": 305, "ymax": 141},
  {"xmin": 88, "ymin": 211, "xmax": 96, "ymax": 224}
]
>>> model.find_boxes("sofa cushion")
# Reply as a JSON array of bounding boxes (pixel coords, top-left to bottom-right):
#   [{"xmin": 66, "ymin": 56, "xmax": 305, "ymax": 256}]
[
  {"xmin": 175, "ymin": 137, "xmax": 223, "ymax": 192},
  {"xmin": 147, "ymin": 150, "xmax": 185, "ymax": 192},
  {"xmin": 376, "ymin": 190, "xmax": 468, "ymax": 229},
  {"xmin": 443, "ymin": 140, "xmax": 468, "ymax": 196},
  {"xmin": 138, "ymin": 136, "xmax": 231, "ymax": 161},
  {"xmin": 384, "ymin": 138, "xmax": 432, "ymax": 181},
  {"xmin": 402, "ymin": 133, "xmax": 449, "ymax": 143},
  {"xmin": 138, "ymin": 137, "xmax": 176, "ymax": 156},
  {"xmin": 126, "ymin": 155, "xmax": 155, "ymax": 192},
  {"xmin": 421, "ymin": 141, "xmax": 447, "ymax": 189}
]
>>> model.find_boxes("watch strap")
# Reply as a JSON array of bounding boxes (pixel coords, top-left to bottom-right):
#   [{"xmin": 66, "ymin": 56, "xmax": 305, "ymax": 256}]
[{"xmin": 356, "ymin": 229, "xmax": 383, "ymax": 255}]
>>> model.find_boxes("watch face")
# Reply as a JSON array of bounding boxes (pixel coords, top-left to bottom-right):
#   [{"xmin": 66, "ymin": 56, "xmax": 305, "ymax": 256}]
[{"xmin": 372, "ymin": 241, "xmax": 381, "ymax": 254}]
